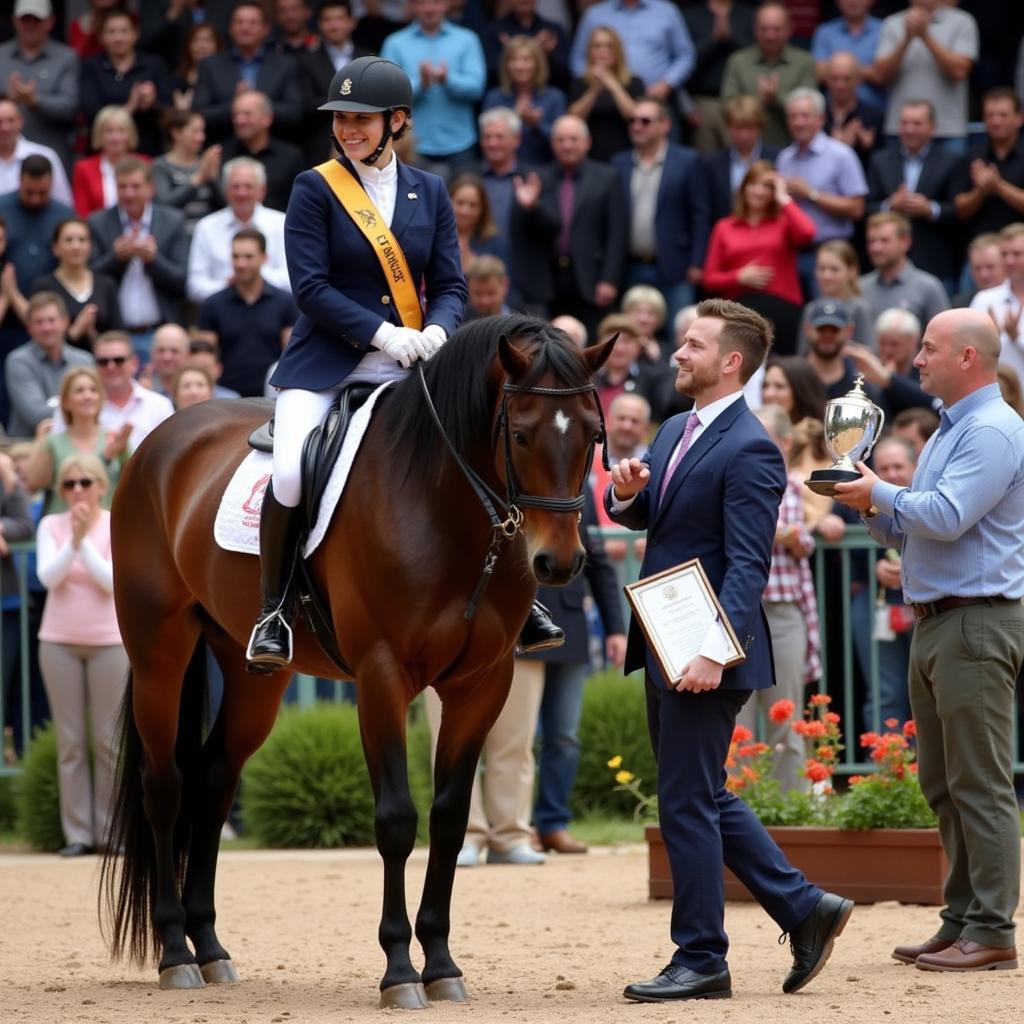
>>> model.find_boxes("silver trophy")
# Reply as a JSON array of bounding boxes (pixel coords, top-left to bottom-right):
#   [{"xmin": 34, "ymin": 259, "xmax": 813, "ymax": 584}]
[{"xmin": 805, "ymin": 375, "xmax": 885, "ymax": 496}]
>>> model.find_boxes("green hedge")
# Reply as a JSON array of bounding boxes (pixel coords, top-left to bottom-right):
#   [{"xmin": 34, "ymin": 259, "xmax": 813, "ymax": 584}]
[
  {"xmin": 15, "ymin": 723, "xmax": 64, "ymax": 851},
  {"xmin": 573, "ymin": 670, "xmax": 656, "ymax": 816},
  {"xmin": 0, "ymin": 773, "xmax": 16, "ymax": 831},
  {"xmin": 242, "ymin": 703, "xmax": 378, "ymax": 847}
]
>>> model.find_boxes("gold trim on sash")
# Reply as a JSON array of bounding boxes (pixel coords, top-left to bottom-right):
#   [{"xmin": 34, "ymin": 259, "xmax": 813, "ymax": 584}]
[{"xmin": 314, "ymin": 159, "xmax": 424, "ymax": 330}]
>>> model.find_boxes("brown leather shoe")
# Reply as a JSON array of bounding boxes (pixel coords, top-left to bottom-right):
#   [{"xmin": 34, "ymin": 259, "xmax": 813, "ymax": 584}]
[
  {"xmin": 892, "ymin": 935, "xmax": 954, "ymax": 965},
  {"xmin": 916, "ymin": 938, "xmax": 1018, "ymax": 972},
  {"xmin": 539, "ymin": 829, "xmax": 588, "ymax": 854}
]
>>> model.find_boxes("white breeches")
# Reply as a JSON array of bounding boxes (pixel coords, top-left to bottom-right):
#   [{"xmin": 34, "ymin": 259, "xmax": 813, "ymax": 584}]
[{"xmin": 271, "ymin": 355, "xmax": 409, "ymax": 508}]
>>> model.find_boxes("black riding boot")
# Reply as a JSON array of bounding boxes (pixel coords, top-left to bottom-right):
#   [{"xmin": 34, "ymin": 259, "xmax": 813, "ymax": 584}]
[
  {"xmin": 517, "ymin": 600, "xmax": 565, "ymax": 655},
  {"xmin": 246, "ymin": 483, "xmax": 303, "ymax": 674}
]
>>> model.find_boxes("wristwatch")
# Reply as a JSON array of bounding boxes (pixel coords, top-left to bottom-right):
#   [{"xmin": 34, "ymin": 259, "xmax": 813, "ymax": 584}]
[
  {"xmin": 862, "ymin": 504, "xmax": 879, "ymax": 518},
  {"xmin": 808, "ymin": 188, "xmax": 820, "ymax": 204}
]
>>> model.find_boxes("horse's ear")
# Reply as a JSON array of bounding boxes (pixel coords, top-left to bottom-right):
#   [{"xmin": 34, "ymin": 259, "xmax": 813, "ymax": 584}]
[
  {"xmin": 498, "ymin": 334, "xmax": 531, "ymax": 379},
  {"xmin": 582, "ymin": 333, "xmax": 618, "ymax": 374}
]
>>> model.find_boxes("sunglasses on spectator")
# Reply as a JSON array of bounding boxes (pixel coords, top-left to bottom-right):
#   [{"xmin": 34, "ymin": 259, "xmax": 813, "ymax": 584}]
[
  {"xmin": 628, "ymin": 116, "xmax": 655, "ymax": 126},
  {"xmin": 96, "ymin": 355, "xmax": 129, "ymax": 367},
  {"xmin": 61, "ymin": 478, "xmax": 95, "ymax": 491}
]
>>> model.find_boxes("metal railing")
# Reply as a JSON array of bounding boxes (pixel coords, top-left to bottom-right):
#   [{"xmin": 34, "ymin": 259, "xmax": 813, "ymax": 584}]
[{"xmin": 3, "ymin": 530, "xmax": 1023, "ymax": 778}]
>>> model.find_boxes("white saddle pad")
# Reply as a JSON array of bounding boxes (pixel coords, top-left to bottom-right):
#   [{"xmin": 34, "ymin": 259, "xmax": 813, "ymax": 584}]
[{"xmin": 214, "ymin": 382, "xmax": 393, "ymax": 558}]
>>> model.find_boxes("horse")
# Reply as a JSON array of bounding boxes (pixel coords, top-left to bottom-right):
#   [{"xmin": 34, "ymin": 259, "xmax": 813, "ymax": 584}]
[{"xmin": 99, "ymin": 314, "xmax": 614, "ymax": 1009}]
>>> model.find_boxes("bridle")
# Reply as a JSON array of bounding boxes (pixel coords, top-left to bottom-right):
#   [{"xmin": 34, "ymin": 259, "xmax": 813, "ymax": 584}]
[{"xmin": 417, "ymin": 364, "xmax": 608, "ymax": 619}]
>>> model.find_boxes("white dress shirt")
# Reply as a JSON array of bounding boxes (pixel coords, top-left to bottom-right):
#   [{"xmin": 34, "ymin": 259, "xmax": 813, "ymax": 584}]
[
  {"xmin": 186, "ymin": 202, "xmax": 291, "ymax": 301},
  {"xmin": 117, "ymin": 202, "xmax": 161, "ymax": 328},
  {"xmin": 50, "ymin": 380, "xmax": 174, "ymax": 452},
  {"xmin": 970, "ymin": 280, "xmax": 1024, "ymax": 379},
  {"xmin": 612, "ymin": 389, "xmax": 747, "ymax": 666}
]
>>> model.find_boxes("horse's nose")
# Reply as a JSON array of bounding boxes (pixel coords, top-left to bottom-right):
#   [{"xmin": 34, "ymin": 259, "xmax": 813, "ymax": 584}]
[{"xmin": 532, "ymin": 549, "xmax": 585, "ymax": 585}]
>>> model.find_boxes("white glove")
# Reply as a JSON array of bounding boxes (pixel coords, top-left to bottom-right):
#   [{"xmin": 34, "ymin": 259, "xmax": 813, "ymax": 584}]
[
  {"xmin": 371, "ymin": 323, "xmax": 430, "ymax": 368},
  {"xmin": 421, "ymin": 323, "xmax": 447, "ymax": 360}
]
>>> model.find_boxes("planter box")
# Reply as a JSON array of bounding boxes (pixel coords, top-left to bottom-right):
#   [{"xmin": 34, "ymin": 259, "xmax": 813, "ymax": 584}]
[{"xmin": 645, "ymin": 824, "xmax": 948, "ymax": 905}]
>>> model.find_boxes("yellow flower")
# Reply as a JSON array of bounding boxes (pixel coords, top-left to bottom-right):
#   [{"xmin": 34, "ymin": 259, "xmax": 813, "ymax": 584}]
[
  {"xmin": 615, "ymin": 770, "xmax": 634, "ymax": 785},
  {"xmin": 607, "ymin": 755, "xmax": 623, "ymax": 769}
]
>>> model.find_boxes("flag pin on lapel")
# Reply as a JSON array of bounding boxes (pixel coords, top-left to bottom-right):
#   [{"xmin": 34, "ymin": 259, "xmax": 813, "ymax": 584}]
[{"xmin": 408, "ymin": 192, "xmax": 417, "ymax": 199}]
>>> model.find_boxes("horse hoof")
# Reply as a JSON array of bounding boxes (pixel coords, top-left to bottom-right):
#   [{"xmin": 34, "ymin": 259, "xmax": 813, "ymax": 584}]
[
  {"xmin": 158, "ymin": 963, "xmax": 205, "ymax": 990},
  {"xmin": 425, "ymin": 977, "xmax": 469, "ymax": 1002},
  {"xmin": 200, "ymin": 959, "xmax": 240, "ymax": 985},
  {"xmin": 379, "ymin": 982, "xmax": 429, "ymax": 1010}
]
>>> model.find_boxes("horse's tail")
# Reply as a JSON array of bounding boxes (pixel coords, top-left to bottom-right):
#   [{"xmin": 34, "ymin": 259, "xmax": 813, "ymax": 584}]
[{"xmin": 99, "ymin": 639, "xmax": 209, "ymax": 966}]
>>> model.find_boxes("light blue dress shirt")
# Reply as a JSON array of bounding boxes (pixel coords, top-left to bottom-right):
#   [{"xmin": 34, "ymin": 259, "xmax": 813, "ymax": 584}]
[
  {"xmin": 380, "ymin": 21, "xmax": 486, "ymax": 157},
  {"xmin": 569, "ymin": 0, "xmax": 695, "ymax": 89},
  {"xmin": 810, "ymin": 16, "xmax": 885, "ymax": 109},
  {"xmin": 866, "ymin": 383, "xmax": 1024, "ymax": 602}
]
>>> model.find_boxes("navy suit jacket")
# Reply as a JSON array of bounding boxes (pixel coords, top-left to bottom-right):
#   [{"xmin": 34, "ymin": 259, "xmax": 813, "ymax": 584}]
[
  {"xmin": 271, "ymin": 157, "xmax": 467, "ymax": 391},
  {"xmin": 611, "ymin": 143, "xmax": 711, "ymax": 282},
  {"xmin": 605, "ymin": 397, "xmax": 785, "ymax": 692},
  {"xmin": 704, "ymin": 143, "xmax": 781, "ymax": 225},
  {"xmin": 866, "ymin": 145, "xmax": 962, "ymax": 281}
]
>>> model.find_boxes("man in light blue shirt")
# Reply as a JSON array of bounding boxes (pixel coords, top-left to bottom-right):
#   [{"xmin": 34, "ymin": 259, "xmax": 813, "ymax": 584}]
[
  {"xmin": 810, "ymin": 0, "xmax": 885, "ymax": 110},
  {"xmin": 834, "ymin": 308, "xmax": 1024, "ymax": 973},
  {"xmin": 380, "ymin": 0, "xmax": 485, "ymax": 170},
  {"xmin": 569, "ymin": 0, "xmax": 695, "ymax": 100}
]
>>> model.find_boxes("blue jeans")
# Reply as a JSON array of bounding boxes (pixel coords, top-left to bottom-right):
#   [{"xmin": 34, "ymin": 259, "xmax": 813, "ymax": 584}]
[{"xmin": 532, "ymin": 660, "xmax": 589, "ymax": 835}]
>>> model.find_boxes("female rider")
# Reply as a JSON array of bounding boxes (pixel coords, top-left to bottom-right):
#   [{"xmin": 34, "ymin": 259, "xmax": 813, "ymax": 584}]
[{"xmin": 248, "ymin": 57, "xmax": 562, "ymax": 672}]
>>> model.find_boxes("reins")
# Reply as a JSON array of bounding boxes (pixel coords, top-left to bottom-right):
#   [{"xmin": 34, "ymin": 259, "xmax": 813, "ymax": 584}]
[{"xmin": 415, "ymin": 362, "xmax": 607, "ymax": 619}]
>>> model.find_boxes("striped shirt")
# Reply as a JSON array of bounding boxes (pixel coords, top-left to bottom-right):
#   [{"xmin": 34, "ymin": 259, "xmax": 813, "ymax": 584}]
[{"xmin": 866, "ymin": 383, "xmax": 1024, "ymax": 602}]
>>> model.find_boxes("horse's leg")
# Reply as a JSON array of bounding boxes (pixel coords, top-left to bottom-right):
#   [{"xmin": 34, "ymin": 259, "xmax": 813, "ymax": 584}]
[
  {"xmin": 416, "ymin": 665, "xmax": 513, "ymax": 1001},
  {"xmin": 357, "ymin": 653, "xmax": 425, "ymax": 1009},
  {"xmin": 181, "ymin": 630, "xmax": 291, "ymax": 983},
  {"xmin": 126, "ymin": 606, "xmax": 207, "ymax": 990}
]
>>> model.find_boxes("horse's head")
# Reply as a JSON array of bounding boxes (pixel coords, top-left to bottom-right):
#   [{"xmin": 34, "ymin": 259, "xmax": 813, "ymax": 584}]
[{"xmin": 496, "ymin": 328, "xmax": 615, "ymax": 586}]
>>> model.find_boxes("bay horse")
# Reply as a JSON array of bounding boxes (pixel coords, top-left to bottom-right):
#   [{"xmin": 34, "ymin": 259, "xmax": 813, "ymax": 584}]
[{"xmin": 99, "ymin": 315, "xmax": 613, "ymax": 1009}]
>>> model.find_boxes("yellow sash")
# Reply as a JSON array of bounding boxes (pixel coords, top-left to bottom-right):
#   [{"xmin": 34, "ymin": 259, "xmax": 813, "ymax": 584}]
[{"xmin": 314, "ymin": 159, "xmax": 423, "ymax": 330}]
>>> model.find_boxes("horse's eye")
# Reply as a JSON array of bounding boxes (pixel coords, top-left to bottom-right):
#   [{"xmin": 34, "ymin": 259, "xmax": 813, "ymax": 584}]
[{"xmin": 513, "ymin": 431, "xmax": 527, "ymax": 446}]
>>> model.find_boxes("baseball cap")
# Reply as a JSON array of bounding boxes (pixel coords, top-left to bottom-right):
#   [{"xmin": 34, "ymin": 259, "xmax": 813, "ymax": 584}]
[
  {"xmin": 14, "ymin": 0, "xmax": 53, "ymax": 18},
  {"xmin": 807, "ymin": 298, "xmax": 851, "ymax": 329}
]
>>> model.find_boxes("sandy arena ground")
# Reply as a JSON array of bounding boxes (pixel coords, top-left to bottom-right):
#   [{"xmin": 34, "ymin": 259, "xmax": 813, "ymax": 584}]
[{"xmin": 0, "ymin": 844, "xmax": 1018, "ymax": 1024}]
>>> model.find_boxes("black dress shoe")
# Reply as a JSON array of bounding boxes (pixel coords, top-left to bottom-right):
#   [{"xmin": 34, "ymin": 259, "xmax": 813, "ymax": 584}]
[
  {"xmin": 516, "ymin": 601, "xmax": 565, "ymax": 655},
  {"xmin": 58, "ymin": 843, "xmax": 95, "ymax": 857},
  {"xmin": 623, "ymin": 964, "xmax": 731, "ymax": 1002},
  {"xmin": 782, "ymin": 891, "xmax": 854, "ymax": 993}
]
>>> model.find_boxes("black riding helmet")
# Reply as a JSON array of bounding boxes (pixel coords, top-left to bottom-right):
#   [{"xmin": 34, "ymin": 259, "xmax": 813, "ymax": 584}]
[{"xmin": 320, "ymin": 57, "xmax": 413, "ymax": 165}]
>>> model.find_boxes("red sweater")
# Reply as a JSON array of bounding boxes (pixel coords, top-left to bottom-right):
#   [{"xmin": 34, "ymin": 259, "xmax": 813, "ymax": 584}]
[{"xmin": 702, "ymin": 203, "xmax": 817, "ymax": 307}]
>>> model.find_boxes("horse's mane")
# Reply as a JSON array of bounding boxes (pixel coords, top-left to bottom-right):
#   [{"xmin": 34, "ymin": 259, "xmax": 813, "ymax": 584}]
[{"xmin": 379, "ymin": 314, "xmax": 591, "ymax": 486}]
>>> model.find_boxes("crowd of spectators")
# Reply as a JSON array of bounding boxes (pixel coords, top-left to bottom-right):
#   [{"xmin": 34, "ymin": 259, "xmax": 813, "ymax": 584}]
[{"xmin": 3, "ymin": 0, "xmax": 1024, "ymax": 841}]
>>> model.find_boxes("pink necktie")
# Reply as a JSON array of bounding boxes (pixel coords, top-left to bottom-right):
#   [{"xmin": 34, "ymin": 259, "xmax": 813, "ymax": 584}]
[
  {"xmin": 659, "ymin": 412, "xmax": 700, "ymax": 503},
  {"xmin": 557, "ymin": 173, "xmax": 574, "ymax": 257}
]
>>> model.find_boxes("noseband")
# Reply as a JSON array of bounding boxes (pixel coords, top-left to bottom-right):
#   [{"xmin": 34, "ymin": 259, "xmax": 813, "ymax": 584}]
[{"xmin": 416, "ymin": 365, "xmax": 607, "ymax": 618}]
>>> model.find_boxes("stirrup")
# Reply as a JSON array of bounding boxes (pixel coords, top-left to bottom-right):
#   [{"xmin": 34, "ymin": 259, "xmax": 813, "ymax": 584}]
[{"xmin": 245, "ymin": 608, "xmax": 294, "ymax": 670}]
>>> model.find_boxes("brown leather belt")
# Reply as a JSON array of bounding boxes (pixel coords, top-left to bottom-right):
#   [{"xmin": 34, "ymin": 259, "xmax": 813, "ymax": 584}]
[{"xmin": 910, "ymin": 596, "xmax": 1020, "ymax": 620}]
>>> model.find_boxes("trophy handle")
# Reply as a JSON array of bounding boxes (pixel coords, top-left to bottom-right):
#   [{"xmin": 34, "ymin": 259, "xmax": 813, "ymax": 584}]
[{"xmin": 864, "ymin": 408, "xmax": 885, "ymax": 461}]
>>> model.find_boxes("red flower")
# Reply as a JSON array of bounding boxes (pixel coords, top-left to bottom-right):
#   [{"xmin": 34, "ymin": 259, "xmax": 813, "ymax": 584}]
[
  {"xmin": 809, "ymin": 693, "xmax": 832, "ymax": 707},
  {"xmin": 732, "ymin": 724, "xmax": 753, "ymax": 744},
  {"xmin": 824, "ymin": 711, "xmax": 841, "ymax": 725},
  {"xmin": 859, "ymin": 731, "xmax": 881, "ymax": 749},
  {"xmin": 751, "ymin": 742, "xmax": 771, "ymax": 756},
  {"xmin": 816, "ymin": 745, "xmax": 835, "ymax": 760},
  {"xmin": 769, "ymin": 699, "xmax": 795, "ymax": 723},
  {"xmin": 903, "ymin": 720, "xmax": 917, "ymax": 738},
  {"xmin": 737, "ymin": 744, "xmax": 757, "ymax": 758},
  {"xmin": 884, "ymin": 717, "xmax": 900, "ymax": 731},
  {"xmin": 805, "ymin": 759, "xmax": 832, "ymax": 783},
  {"xmin": 849, "ymin": 775, "xmax": 865, "ymax": 785}
]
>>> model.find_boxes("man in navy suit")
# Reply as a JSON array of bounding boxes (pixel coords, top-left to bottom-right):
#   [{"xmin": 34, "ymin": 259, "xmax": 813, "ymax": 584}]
[
  {"xmin": 606, "ymin": 298, "xmax": 852, "ymax": 1002},
  {"xmin": 611, "ymin": 98, "xmax": 710, "ymax": 331}
]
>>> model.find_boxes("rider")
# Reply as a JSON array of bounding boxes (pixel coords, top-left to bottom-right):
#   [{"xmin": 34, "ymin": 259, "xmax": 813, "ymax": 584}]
[{"xmin": 247, "ymin": 56, "xmax": 564, "ymax": 672}]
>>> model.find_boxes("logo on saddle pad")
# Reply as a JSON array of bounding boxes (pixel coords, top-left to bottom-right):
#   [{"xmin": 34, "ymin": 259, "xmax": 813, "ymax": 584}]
[
  {"xmin": 242, "ymin": 473, "xmax": 271, "ymax": 530},
  {"xmin": 340, "ymin": 78, "xmax": 352, "ymax": 96}
]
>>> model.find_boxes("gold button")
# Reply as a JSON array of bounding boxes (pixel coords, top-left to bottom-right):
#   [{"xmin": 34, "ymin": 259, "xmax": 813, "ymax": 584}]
[{"xmin": 381, "ymin": 295, "xmax": 390, "ymax": 305}]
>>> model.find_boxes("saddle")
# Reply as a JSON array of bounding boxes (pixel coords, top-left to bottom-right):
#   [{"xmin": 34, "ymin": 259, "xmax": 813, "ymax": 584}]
[{"xmin": 247, "ymin": 383, "xmax": 377, "ymax": 677}]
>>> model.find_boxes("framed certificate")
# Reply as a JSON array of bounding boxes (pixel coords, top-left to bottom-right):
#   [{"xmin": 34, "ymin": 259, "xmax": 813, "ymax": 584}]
[{"xmin": 624, "ymin": 559, "xmax": 745, "ymax": 684}]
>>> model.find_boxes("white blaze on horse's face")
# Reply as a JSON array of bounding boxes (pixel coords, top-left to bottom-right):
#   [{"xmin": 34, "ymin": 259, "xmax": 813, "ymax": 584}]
[{"xmin": 553, "ymin": 409, "xmax": 571, "ymax": 436}]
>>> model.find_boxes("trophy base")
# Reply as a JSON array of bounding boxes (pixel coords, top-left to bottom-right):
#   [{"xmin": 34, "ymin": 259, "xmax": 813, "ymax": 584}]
[{"xmin": 805, "ymin": 467, "xmax": 861, "ymax": 497}]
